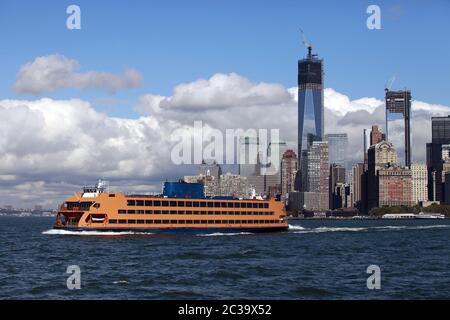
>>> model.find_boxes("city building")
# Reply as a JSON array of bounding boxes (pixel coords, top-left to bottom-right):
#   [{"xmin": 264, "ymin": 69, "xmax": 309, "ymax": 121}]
[
  {"xmin": 370, "ymin": 125, "xmax": 384, "ymax": 146},
  {"xmin": 411, "ymin": 163, "xmax": 428, "ymax": 204},
  {"xmin": 385, "ymin": 90, "xmax": 412, "ymax": 167},
  {"xmin": 367, "ymin": 141, "xmax": 398, "ymax": 210},
  {"xmin": 199, "ymin": 159, "xmax": 222, "ymax": 179},
  {"xmin": 238, "ymin": 136, "xmax": 259, "ymax": 177},
  {"xmin": 329, "ymin": 164, "xmax": 346, "ymax": 209},
  {"xmin": 298, "ymin": 43, "xmax": 324, "ymax": 154},
  {"xmin": 427, "ymin": 116, "xmax": 450, "ymax": 201},
  {"xmin": 219, "ymin": 173, "xmax": 249, "ymax": 198},
  {"xmin": 350, "ymin": 163, "xmax": 366, "ymax": 211},
  {"xmin": 264, "ymin": 141, "xmax": 288, "ymax": 193},
  {"xmin": 280, "ymin": 150, "xmax": 298, "ymax": 198},
  {"xmin": 378, "ymin": 166, "xmax": 413, "ymax": 207},
  {"xmin": 325, "ymin": 133, "xmax": 348, "ymax": 167},
  {"xmin": 300, "ymin": 141, "xmax": 329, "ymax": 211}
]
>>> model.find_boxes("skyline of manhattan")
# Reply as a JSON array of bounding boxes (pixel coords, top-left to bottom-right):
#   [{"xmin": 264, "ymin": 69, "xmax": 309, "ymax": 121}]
[{"xmin": 1, "ymin": 0, "xmax": 450, "ymax": 208}]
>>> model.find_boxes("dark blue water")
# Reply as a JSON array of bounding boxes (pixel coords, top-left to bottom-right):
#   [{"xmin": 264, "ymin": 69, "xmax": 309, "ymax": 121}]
[{"xmin": 1, "ymin": 216, "xmax": 450, "ymax": 299}]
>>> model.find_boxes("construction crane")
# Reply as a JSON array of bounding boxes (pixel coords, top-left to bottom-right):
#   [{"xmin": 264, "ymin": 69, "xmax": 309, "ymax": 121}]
[
  {"xmin": 300, "ymin": 28, "xmax": 313, "ymax": 58},
  {"xmin": 384, "ymin": 74, "xmax": 396, "ymax": 93}
]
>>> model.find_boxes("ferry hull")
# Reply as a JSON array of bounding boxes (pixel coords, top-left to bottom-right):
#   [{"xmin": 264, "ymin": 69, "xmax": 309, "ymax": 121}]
[{"xmin": 53, "ymin": 226, "xmax": 289, "ymax": 234}]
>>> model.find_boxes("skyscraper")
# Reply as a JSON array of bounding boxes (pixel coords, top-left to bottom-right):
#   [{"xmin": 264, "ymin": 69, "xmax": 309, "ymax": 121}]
[
  {"xmin": 370, "ymin": 125, "xmax": 384, "ymax": 146},
  {"xmin": 411, "ymin": 163, "xmax": 428, "ymax": 204},
  {"xmin": 298, "ymin": 45, "xmax": 324, "ymax": 154},
  {"xmin": 325, "ymin": 133, "xmax": 348, "ymax": 167},
  {"xmin": 329, "ymin": 164, "xmax": 346, "ymax": 209},
  {"xmin": 301, "ymin": 141, "xmax": 329, "ymax": 211},
  {"xmin": 367, "ymin": 141, "xmax": 398, "ymax": 210},
  {"xmin": 426, "ymin": 116, "xmax": 450, "ymax": 201},
  {"xmin": 281, "ymin": 150, "xmax": 298, "ymax": 197},
  {"xmin": 238, "ymin": 136, "xmax": 259, "ymax": 177},
  {"xmin": 385, "ymin": 90, "xmax": 411, "ymax": 167}
]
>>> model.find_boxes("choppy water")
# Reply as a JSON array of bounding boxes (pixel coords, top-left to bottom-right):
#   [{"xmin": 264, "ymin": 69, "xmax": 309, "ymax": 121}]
[{"xmin": 1, "ymin": 216, "xmax": 450, "ymax": 299}]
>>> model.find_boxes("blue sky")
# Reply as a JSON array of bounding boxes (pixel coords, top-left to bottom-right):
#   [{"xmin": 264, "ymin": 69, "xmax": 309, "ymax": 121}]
[{"xmin": 0, "ymin": 0, "xmax": 449, "ymax": 118}]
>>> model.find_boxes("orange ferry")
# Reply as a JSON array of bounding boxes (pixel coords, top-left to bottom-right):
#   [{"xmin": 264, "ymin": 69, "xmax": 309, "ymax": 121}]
[{"xmin": 53, "ymin": 180, "xmax": 289, "ymax": 234}]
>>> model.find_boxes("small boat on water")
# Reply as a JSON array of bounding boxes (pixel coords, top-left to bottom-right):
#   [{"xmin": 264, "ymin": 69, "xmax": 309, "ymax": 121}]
[
  {"xmin": 382, "ymin": 212, "xmax": 446, "ymax": 219},
  {"xmin": 415, "ymin": 212, "xmax": 445, "ymax": 219}
]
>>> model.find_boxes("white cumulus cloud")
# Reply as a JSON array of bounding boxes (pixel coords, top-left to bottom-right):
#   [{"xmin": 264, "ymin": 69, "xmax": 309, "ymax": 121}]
[{"xmin": 14, "ymin": 54, "xmax": 143, "ymax": 94}]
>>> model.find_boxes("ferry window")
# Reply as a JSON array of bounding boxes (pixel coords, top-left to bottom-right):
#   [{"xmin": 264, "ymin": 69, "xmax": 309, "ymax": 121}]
[
  {"xmin": 178, "ymin": 201, "xmax": 185, "ymax": 207},
  {"xmin": 186, "ymin": 210, "xmax": 193, "ymax": 214},
  {"xmin": 247, "ymin": 220, "xmax": 253, "ymax": 224},
  {"xmin": 215, "ymin": 211, "xmax": 221, "ymax": 215},
  {"xmin": 207, "ymin": 220, "xmax": 214, "ymax": 224},
  {"xmin": 136, "ymin": 210, "xmax": 145, "ymax": 214},
  {"xmin": 200, "ymin": 211, "xmax": 207, "ymax": 215},
  {"xmin": 207, "ymin": 202, "xmax": 213, "ymax": 208},
  {"xmin": 154, "ymin": 220, "xmax": 162, "ymax": 224},
  {"xmin": 193, "ymin": 202, "xmax": 199, "ymax": 207},
  {"xmin": 186, "ymin": 220, "xmax": 193, "ymax": 224},
  {"xmin": 170, "ymin": 201, "xmax": 177, "ymax": 206},
  {"xmin": 170, "ymin": 220, "xmax": 177, "ymax": 224},
  {"xmin": 128, "ymin": 219, "xmax": 136, "ymax": 224},
  {"xmin": 208, "ymin": 211, "xmax": 214, "ymax": 215},
  {"xmin": 200, "ymin": 202, "xmax": 206, "ymax": 207},
  {"xmin": 127, "ymin": 200, "xmax": 135, "ymax": 206},
  {"xmin": 178, "ymin": 220, "xmax": 186, "ymax": 224},
  {"xmin": 109, "ymin": 194, "xmax": 115, "ymax": 197},
  {"xmin": 145, "ymin": 220, "xmax": 153, "ymax": 224},
  {"xmin": 215, "ymin": 220, "xmax": 221, "ymax": 224},
  {"xmin": 145, "ymin": 210, "xmax": 153, "ymax": 214},
  {"xmin": 154, "ymin": 200, "xmax": 161, "ymax": 206},
  {"xmin": 170, "ymin": 210, "xmax": 177, "ymax": 214},
  {"xmin": 154, "ymin": 210, "xmax": 161, "ymax": 214},
  {"xmin": 80, "ymin": 202, "xmax": 92, "ymax": 209},
  {"xmin": 246, "ymin": 203, "xmax": 252, "ymax": 208},
  {"xmin": 178, "ymin": 210, "xmax": 185, "ymax": 214},
  {"xmin": 118, "ymin": 219, "xmax": 126, "ymax": 224},
  {"xmin": 258, "ymin": 203, "xmax": 264, "ymax": 208},
  {"xmin": 137, "ymin": 220, "xmax": 145, "ymax": 224},
  {"xmin": 162, "ymin": 201, "xmax": 169, "ymax": 207},
  {"xmin": 145, "ymin": 200, "xmax": 153, "ymax": 206},
  {"xmin": 241, "ymin": 211, "xmax": 246, "ymax": 215},
  {"xmin": 118, "ymin": 209, "xmax": 126, "ymax": 214},
  {"xmin": 194, "ymin": 220, "xmax": 200, "ymax": 224},
  {"xmin": 109, "ymin": 219, "xmax": 117, "ymax": 224},
  {"xmin": 240, "ymin": 203, "xmax": 246, "ymax": 208},
  {"xmin": 214, "ymin": 202, "xmax": 220, "ymax": 208},
  {"xmin": 128, "ymin": 210, "xmax": 135, "ymax": 214},
  {"xmin": 221, "ymin": 211, "xmax": 227, "ymax": 215},
  {"xmin": 229, "ymin": 220, "xmax": 235, "ymax": 224},
  {"xmin": 201, "ymin": 220, "xmax": 207, "ymax": 224},
  {"xmin": 162, "ymin": 210, "xmax": 169, "ymax": 214},
  {"xmin": 186, "ymin": 201, "xmax": 192, "ymax": 207},
  {"xmin": 228, "ymin": 211, "xmax": 234, "ymax": 215},
  {"xmin": 234, "ymin": 202, "xmax": 240, "ymax": 208},
  {"xmin": 264, "ymin": 203, "xmax": 269, "ymax": 208},
  {"xmin": 221, "ymin": 202, "xmax": 227, "ymax": 208},
  {"xmin": 241, "ymin": 220, "xmax": 247, "ymax": 224},
  {"xmin": 226, "ymin": 202, "xmax": 232, "ymax": 208},
  {"xmin": 193, "ymin": 211, "xmax": 199, "ymax": 215},
  {"xmin": 252, "ymin": 203, "xmax": 258, "ymax": 208},
  {"xmin": 136, "ymin": 200, "xmax": 144, "ymax": 206}
]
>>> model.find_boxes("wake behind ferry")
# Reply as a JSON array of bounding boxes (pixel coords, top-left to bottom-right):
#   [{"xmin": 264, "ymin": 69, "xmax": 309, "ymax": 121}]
[{"xmin": 53, "ymin": 180, "xmax": 289, "ymax": 234}]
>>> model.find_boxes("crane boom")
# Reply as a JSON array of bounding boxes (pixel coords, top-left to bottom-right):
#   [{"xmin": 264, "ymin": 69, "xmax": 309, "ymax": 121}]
[{"xmin": 300, "ymin": 28, "xmax": 313, "ymax": 58}]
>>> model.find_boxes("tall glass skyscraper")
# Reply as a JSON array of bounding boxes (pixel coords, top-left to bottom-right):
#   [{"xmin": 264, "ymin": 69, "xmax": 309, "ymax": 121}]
[
  {"xmin": 298, "ymin": 47, "xmax": 324, "ymax": 154},
  {"xmin": 325, "ymin": 133, "xmax": 348, "ymax": 168}
]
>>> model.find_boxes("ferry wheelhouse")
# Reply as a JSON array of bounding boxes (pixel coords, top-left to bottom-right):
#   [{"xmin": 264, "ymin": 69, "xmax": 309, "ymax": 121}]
[{"xmin": 53, "ymin": 180, "xmax": 289, "ymax": 234}]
